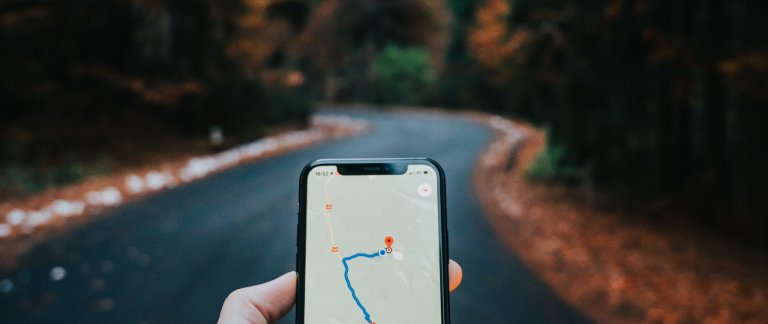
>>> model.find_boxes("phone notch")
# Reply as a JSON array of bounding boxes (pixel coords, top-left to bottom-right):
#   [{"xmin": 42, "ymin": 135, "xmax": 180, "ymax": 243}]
[{"xmin": 336, "ymin": 162, "xmax": 408, "ymax": 175}]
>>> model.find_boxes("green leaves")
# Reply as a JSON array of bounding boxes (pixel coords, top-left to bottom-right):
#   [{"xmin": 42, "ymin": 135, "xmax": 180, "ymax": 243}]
[{"xmin": 372, "ymin": 44, "xmax": 437, "ymax": 105}]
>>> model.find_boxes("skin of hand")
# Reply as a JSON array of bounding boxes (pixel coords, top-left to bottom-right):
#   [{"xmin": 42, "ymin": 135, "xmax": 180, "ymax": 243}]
[{"xmin": 218, "ymin": 259, "xmax": 463, "ymax": 324}]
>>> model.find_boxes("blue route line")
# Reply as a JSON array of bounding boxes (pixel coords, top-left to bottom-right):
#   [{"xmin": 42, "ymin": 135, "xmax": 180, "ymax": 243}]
[{"xmin": 342, "ymin": 249, "xmax": 386, "ymax": 324}]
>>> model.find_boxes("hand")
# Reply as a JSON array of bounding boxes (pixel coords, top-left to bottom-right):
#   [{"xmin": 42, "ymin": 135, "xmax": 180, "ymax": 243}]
[{"xmin": 218, "ymin": 259, "xmax": 463, "ymax": 324}]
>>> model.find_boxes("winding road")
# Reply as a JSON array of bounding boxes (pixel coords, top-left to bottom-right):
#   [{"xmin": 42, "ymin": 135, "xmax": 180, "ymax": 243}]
[{"xmin": 0, "ymin": 110, "xmax": 588, "ymax": 323}]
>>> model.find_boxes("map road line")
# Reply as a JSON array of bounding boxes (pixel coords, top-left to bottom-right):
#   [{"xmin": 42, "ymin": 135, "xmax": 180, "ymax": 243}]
[{"xmin": 342, "ymin": 250, "xmax": 385, "ymax": 323}]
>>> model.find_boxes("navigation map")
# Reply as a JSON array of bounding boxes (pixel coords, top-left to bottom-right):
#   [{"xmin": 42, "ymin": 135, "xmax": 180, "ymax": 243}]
[{"xmin": 304, "ymin": 165, "xmax": 442, "ymax": 323}]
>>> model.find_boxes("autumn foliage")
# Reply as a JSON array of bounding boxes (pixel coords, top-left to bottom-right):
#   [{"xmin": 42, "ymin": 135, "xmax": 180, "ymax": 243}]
[
  {"xmin": 1, "ymin": 0, "xmax": 767, "ymax": 321},
  {"xmin": 463, "ymin": 0, "xmax": 768, "ymax": 245}
]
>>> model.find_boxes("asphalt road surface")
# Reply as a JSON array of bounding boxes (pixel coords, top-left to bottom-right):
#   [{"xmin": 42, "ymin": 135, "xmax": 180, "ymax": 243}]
[{"xmin": 0, "ymin": 110, "xmax": 588, "ymax": 323}]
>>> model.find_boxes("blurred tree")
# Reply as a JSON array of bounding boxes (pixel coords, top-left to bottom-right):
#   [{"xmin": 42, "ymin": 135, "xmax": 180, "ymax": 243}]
[
  {"xmin": 298, "ymin": 0, "xmax": 449, "ymax": 102},
  {"xmin": 0, "ymin": 0, "xmax": 312, "ymax": 197},
  {"xmin": 462, "ymin": 0, "xmax": 768, "ymax": 244},
  {"xmin": 436, "ymin": 0, "xmax": 486, "ymax": 108},
  {"xmin": 372, "ymin": 44, "xmax": 436, "ymax": 105}
]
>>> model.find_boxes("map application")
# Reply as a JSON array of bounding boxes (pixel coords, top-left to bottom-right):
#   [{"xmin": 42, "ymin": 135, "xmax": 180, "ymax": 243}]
[{"xmin": 303, "ymin": 164, "xmax": 442, "ymax": 323}]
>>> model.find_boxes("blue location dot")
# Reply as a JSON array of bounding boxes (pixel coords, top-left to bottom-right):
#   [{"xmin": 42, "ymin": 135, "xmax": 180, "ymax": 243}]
[{"xmin": 379, "ymin": 249, "xmax": 386, "ymax": 255}]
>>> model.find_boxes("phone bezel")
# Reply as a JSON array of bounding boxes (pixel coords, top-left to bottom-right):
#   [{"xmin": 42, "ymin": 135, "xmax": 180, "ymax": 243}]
[{"xmin": 296, "ymin": 158, "xmax": 451, "ymax": 323}]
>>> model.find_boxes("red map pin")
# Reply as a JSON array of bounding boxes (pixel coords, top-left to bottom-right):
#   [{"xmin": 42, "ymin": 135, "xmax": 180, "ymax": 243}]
[{"xmin": 384, "ymin": 236, "xmax": 394, "ymax": 249}]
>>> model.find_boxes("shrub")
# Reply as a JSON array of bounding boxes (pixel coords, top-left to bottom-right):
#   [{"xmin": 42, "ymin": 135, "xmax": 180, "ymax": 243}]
[{"xmin": 372, "ymin": 44, "xmax": 437, "ymax": 105}]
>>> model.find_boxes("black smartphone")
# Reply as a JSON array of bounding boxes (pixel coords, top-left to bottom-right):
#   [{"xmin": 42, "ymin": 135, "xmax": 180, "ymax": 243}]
[{"xmin": 296, "ymin": 158, "xmax": 450, "ymax": 324}]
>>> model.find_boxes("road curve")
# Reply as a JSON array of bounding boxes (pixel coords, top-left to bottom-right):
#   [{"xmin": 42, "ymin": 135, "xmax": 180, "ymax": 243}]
[{"xmin": 0, "ymin": 110, "xmax": 588, "ymax": 323}]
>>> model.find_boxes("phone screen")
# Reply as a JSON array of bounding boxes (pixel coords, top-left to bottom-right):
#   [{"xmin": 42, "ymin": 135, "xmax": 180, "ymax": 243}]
[{"xmin": 301, "ymin": 163, "xmax": 444, "ymax": 323}]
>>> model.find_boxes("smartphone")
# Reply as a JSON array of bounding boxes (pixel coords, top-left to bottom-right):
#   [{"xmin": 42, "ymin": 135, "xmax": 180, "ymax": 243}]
[{"xmin": 296, "ymin": 158, "xmax": 450, "ymax": 324}]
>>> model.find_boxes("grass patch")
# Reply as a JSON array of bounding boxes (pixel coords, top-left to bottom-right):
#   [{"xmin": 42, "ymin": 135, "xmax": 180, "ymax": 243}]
[{"xmin": 526, "ymin": 144, "xmax": 566, "ymax": 181}]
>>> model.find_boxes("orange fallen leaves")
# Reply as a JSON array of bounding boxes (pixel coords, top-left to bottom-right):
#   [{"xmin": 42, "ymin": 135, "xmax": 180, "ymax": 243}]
[{"xmin": 474, "ymin": 115, "xmax": 768, "ymax": 323}]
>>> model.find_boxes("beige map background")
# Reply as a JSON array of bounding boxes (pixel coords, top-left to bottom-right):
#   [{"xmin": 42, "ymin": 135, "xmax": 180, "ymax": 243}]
[{"xmin": 304, "ymin": 164, "xmax": 442, "ymax": 324}]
